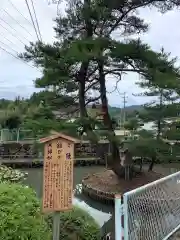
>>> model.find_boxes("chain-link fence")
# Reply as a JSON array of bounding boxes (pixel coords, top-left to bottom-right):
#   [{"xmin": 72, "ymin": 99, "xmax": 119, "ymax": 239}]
[{"xmin": 115, "ymin": 171, "xmax": 180, "ymax": 240}]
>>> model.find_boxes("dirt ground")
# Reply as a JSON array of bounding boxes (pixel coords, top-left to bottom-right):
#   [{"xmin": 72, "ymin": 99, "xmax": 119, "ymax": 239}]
[{"xmin": 84, "ymin": 169, "xmax": 163, "ymax": 194}]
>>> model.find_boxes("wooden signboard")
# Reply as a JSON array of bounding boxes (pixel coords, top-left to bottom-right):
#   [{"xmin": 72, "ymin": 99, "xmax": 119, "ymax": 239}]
[{"xmin": 40, "ymin": 133, "xmax": 78, "ymax": 213}]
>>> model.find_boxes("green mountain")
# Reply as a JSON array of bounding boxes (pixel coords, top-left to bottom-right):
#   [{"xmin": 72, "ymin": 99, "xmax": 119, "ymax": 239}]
[{"xmin": 109, "ymin": 105, "xmax": 143, "ymax": 118}]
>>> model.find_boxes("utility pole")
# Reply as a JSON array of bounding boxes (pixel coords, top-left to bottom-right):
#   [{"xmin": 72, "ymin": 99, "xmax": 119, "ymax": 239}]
[
  {"xmin": 122, "ymin": 92, "xmax": 127, "ymax": 126},
  {"xmin": 119, "ymin": 92, "xmax": 128, "ymax": 129},
  {"xmin": 157, "ymin": 89, "xmax": 163, "ymax": 139}
]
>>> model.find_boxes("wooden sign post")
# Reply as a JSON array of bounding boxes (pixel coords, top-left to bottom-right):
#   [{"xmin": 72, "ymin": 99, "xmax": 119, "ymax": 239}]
[{"xmin": 40, "ymin": 133, "xmax": 79, "ymax": 240}]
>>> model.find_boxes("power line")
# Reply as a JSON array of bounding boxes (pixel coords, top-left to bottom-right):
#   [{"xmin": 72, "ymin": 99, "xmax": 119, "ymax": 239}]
[
  {"xmin": 29, "ymin": 0, "xmax": 42, "ymax": 41},
  {"xmin": 7, "ymin": 0, "xmax": 33, "ymax": 26},
  {"xmin": 0, "ymin": 16, "xmax": 28, "ymax": 45},
  {"xmin": 0, "ymin": 45, "xmax": 35, "ymax": 69},
  {"xmin": 0, "ymin": 21, "xmax": 26, "ymax": 46},
  {"xmin": 0, "ymin": 33, "xmax": 21, "ymax": 51},
  {"xmin": 3, "ymin": 9, "xmax": 33, "ymax": 38},
  {"xmin": 25, "ymin": 0, "xmax": 41, "ymax": 41},
  {"xmin": 0, "ymin": 39, "xmax": 19, "ymax": 54}
]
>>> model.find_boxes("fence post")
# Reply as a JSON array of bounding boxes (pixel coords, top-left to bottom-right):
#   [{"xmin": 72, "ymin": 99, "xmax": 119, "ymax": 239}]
[
  {"xmin": 0, "ymin": 129, "xmax": 2, "ymax": 142},
  {"xmin": 123, "ymin": 193, "xmax": 128, "ymax": 240},
  {"xmin": 17, "ymin": 128, "xmax": 20, "ymax": 142},
  {"xmin": 115, "ymin": 194, "xmax": 123, "ymax": 240}
]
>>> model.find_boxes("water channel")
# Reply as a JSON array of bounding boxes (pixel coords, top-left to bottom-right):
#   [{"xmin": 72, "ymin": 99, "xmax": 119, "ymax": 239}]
[
  {"xmin": 23, "ymin": 166, "xmax": 113, "ymax": 236},
  {"xmin": 22, "ymin": 164, "xmax": 180, "ymax": 237}
]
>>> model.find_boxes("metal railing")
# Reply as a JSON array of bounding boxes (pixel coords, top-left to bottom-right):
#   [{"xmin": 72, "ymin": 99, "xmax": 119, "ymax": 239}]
[
  {"xmin": 115, "ymin": 171, "xmax": 180, "ymax": 240},
  {"xmin": 0, "ymin": 128, "xmax": 36, "ymax": 142}
]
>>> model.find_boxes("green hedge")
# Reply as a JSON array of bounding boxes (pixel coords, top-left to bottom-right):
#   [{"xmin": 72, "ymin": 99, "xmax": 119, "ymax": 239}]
[
  {"xmin": 0, "ymin": 181, "xmax": 101, "ymax": 240},
  {"xmin": 46, "ymin": 206, "xmax": 101, "ymax": 240},
  {"xmin": 0, "ymin": 183, "xmax": 51, "ymax": 240}
]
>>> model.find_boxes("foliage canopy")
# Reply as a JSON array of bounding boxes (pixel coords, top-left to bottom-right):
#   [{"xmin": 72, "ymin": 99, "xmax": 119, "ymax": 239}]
[{"xmin": 19, "ymin": 0, "xmax": 180, "ymax": 177}]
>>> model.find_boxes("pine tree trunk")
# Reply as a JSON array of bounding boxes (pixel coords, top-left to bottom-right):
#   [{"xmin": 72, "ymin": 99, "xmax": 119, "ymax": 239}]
[
  {"xmin": 77, "ymin": 0, "xmax": 95, "ymax": 137},
  {"xmin": 78, "ymin": 62, "xmax": 89, "ymax": 118},
  {"xmin": 148, "ymin": 156, "xmax": 156, "ymax": 171},
  {"xmin": 98, "ymin": 61, "xmax": 132, "ymax": 179}
]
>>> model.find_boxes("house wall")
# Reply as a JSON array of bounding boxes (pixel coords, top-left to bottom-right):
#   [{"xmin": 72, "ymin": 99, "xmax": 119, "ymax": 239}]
[{"xmin": 114, "ymin": 129, "xmax": 131, "ymax": 136}]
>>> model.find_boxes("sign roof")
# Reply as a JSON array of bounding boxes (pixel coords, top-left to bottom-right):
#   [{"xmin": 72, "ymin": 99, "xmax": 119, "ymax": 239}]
[{"xmin": 39, "ymin": 132, "xmax": 80, "ymax": 144}]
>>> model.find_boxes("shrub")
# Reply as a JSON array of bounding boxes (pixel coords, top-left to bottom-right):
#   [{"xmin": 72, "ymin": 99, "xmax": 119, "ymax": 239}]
[
  {"xmin": 0, "ymin": 182, "xmax": 51, "ymax": 240},
  {"xmin": 0, "ymin": 165, "xmax": 27, "ymax": 183},
  {"xmin": 46, "ymin": 206, "xmax": 101, "ymax": 240}
]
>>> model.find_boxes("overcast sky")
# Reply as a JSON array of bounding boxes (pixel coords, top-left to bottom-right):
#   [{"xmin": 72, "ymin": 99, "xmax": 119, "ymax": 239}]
[{"xmin": 0, "ymin": 0, "xmax": 180, "ymax": 107}]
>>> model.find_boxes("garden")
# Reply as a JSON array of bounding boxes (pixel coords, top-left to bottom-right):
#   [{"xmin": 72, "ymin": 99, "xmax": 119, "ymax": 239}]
[{"xmin": 0, "ymin": 166, "xmax": 101, "ymax": 240}]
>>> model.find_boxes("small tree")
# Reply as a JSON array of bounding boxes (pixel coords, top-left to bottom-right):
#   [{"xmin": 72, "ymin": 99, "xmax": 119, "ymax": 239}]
[
  {"xmin": 23, "ymin": 103, "xmax": 79, "ymax": 138},
  {"xmin": 128, "ymin": 131, "xmax": 169, "ymax": 171},
  {"xmin": 124, "ymin": 118, "xmax": 143, "ymax": 131},
  {"xmin": 23, "ymin": 104, "xmax": 56, "ymax": 137},
  {"xmin": 0, "ymin": 109, "xmax": 22, "ymax": 130}
]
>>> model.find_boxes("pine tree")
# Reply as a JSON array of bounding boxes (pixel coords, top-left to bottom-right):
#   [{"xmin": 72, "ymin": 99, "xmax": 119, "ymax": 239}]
[
  {"xmin": 135, "ymin": 49, "xmax": 179, "ymax": 138},
  {"xmin": 130, "ymin": 49, "xmax": 180, "ymax": 170},
  {"xmin": 21, "ymin": 0, "xmax": 180, "ymax": 179}
]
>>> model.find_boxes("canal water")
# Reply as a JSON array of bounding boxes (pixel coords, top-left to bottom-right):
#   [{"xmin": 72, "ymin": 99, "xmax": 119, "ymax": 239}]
[
  {"xmin": 23, "ymin": 164, "xmax": 180, "ymax": 237},
  {"xmin": 23, "ymin": 166, "xmax": 113, "ymax": 236}
]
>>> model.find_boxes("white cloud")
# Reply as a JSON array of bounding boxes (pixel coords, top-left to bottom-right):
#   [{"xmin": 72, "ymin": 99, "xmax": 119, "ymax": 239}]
[{"xmin": 0, "ymin": 1, "xmax": 179, "ymax": 106}]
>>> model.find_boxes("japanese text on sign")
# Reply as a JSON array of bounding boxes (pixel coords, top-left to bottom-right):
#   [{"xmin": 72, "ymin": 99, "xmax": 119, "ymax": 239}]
[{"xmin": 42, "ymin": 139, "xmax": 73, "ymax": 213}]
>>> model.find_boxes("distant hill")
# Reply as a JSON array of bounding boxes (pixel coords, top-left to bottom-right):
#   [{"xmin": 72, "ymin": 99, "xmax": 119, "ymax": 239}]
[{"xmin": 109, "ymin": 105, "xmax": 143, "ymax": 118}]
